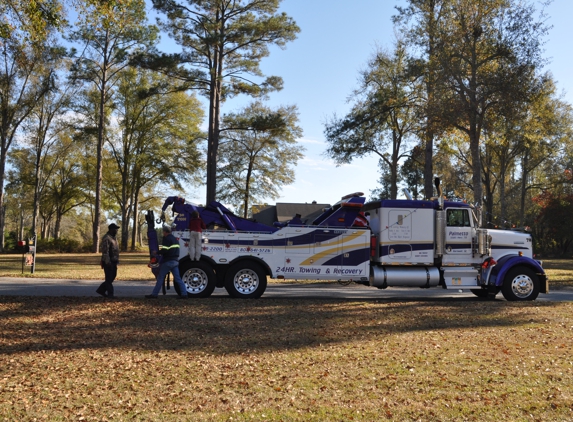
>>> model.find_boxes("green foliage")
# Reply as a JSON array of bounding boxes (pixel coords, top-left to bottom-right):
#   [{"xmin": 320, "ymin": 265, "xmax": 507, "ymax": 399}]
[
  {"xmin": 36, "ymin": 237, "xmax": 82, "ymax": 253},
  {"xmin": 68, "ymin": 0, "xmax": 157, "ymax": 64},
  {"xmin": 532, "ymin": 189, "xmax": 573, "ymax": 257},
  {"xmin": 325, "ymin": 42, "xmax": 419, "ymax": 199},
  {"xmin": 68, "ymin": 0, "xmax": 159, "ymax": 252},
  {"xmin": 3, "ymin": 231, "xmax": 18, "ymax": 251},
  {"xmin": 149, "ymin": 0, "xmax": 298, "ymax": 100},
  {"xmin": 430, "ymin": 0, "xmax": 548, "ymax": 204},
  {"xmin": 7, "ymin": 129, "xmax": 88, "ymax": 240},
  {"xmin": 0, "ymin": 0, "xmax": 65, "ymax": 44},
  {"xmin": 400, "ymin": 144, "xmax": 425, "ymax": 199},
  {"xmin": 106, "ymin": 67, "xmax": 204, "ymax": 249},
  {"xmin": 143, "ymin": 0, "xmax": 300, "ymax": 203},
  {"xmin": 217, "ymin": 101, "xmax": 304, "ymax": 217},
  {"xmin": 0, "ymin": 2, "xmax": 66, "ymax": 250}
]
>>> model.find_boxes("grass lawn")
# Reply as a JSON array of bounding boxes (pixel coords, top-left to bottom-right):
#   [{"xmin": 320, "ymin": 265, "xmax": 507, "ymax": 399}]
[
  {"xmin": 1, "ymin": 255, "xmax": 573, "ymax": 420},
  {"xmin": 0, "ymin": 297, "xmax": 572, "ymax": 421},
  {"xmin": 0, "ymin": 253, "xmax": 152, "ymax": 281},
  {"xmin": 540, "ymin": 259, "xmax": 573, "ymax": 288}
]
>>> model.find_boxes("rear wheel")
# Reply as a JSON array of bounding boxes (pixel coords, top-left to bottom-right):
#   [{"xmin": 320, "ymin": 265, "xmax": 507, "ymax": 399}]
[
  {"xmin": 179, "ymin": 260, "xmax": 216, "ymax": 298},
  {"xmin": 224, "ymin": 262, "xmax": 267, "ymax": 299},
  {"xmin": 501, "ymin": 267, "xmax": 539, "ymax": 301}
]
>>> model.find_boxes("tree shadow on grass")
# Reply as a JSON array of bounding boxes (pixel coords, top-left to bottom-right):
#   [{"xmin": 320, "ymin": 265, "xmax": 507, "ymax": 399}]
[{"xmin": 0, "ymin": 295, "xmax": 564, "ymax": 356}]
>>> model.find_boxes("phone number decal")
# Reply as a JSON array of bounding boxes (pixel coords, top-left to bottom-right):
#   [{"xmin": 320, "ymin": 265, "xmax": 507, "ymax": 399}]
[
  {"xmin": 203, "ymin": 246, "xmax": 224, "ymax": 252},
  {"xmin": 239, "ymin": 247, "xmax": 272, "ymax": 254}
]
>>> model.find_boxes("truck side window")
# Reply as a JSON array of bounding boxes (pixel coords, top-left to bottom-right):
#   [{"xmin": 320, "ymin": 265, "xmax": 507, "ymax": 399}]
[
  {"xmin": 447, "ymin": 209, "xmax": 470, "ymax": 227},
  {"xmin": 462, "ymin": 210, "xmax": 471, "ymax": 227}
]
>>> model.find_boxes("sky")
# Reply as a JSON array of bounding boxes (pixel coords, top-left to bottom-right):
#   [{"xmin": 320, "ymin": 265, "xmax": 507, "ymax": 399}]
[{"xmin": 153, "ymin": 0, "xmax": 573, "ymax": 207}]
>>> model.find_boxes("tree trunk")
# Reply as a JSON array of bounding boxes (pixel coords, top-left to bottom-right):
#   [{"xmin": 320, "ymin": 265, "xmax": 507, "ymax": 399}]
[
  {"xmin": 120, "ymin": 176, "xmax": 130, "ymax": 251},
  {"xmin": 119, "ymin": 131, "xmax": 131, "ymax": 251},
  {"xmin": 424, "ymin": 0, "xmax": 437, "ymax": 200},
  {"xmin": 131, "ymin": 188, "xmax": 140, "ymax": 251},
  {"xmin": 470, "ymin": 134, "xmax": 482, "ymax": 206},
  {"xmin": 499, "ymin": 170, "xmax": 507, "ymax": 227},
  {"xmin": 92, "ymin": 31, "xmax": 111, "ymax": 252},
  {"xmin": 93, "ymin": 77, "xmax": 106, "ymax": 252},
  {"xmin": 468, "ymin": 82, "xmax": 482, "ymax": 206},
  {"xmin": 243, "ymin": 159, "xmax": 254, "ymax": 218},
  {"xmin": 19, "ymin": 209, "xmax": 24, "ymax": 242},
  {"xmin": 390, "ymin": 129, "xmax": 400, "ymax": 200},
  {"xmin": 41, "ymin": 217, "xmax": 49, "ymax": 239},
  {"xmin": 54, "ymin": 212, "xmax": 62, "ymax": 239},
  {"xmin": 32, "ymin": 146, "xmax": 42, "ymax": 239},
  {"xmin": 483, "ymin": 169, "xmax": 494, "ymax": 227},
  {"xmin": 206, "ymin": 16, "xmax": 225, "ymax": 205},
  {"xmin": 137, "ymin": 216, "xmax": 144, "ymax": 246},
  {"xmin": 0, "ymin": 203, "xmax": 4, "ymax": 252},
  {"xmin": 424, "ymin": 131, "xmax": 434, "ymax": 199},
  {"xmin": 519, "ymin": 153, "xmax": 529, "ymax": 226},
  {"xmin": 0, "ymin": 133, "xmax": 8, "ymax": 252},
  {"xmin": 206, "ymin": 78, "xmax": 219, "ymax": 205}
]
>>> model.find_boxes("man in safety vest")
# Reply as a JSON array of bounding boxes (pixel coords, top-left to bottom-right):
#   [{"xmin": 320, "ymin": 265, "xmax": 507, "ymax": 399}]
[{"xmin": 145, "ymin": 225, "xmax": 188, "ymax": 299}]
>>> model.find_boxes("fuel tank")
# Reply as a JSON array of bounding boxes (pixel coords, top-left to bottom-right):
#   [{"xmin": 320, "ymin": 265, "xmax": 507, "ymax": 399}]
[{"xmin": 370, "ymin": 266, "xmax": 440, "ymax": 288}]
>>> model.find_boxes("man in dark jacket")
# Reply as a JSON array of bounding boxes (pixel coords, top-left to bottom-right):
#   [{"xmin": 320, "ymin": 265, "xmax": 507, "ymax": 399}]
[
  {"xmin": 145, "ymin": 225, "xmax": 188, "ymax": 299},
  {"xmin": 97, "ymin": 223, "xmax": 120, "ymax": 298}
]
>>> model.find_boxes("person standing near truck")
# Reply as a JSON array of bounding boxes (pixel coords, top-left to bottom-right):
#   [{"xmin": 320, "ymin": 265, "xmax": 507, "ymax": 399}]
[
  {"xmin": 188, "ymin": 210, "xmax": 206, "ymax": 261},
  {"xmin": 145, "ymin": 225, "xmax": 188, "ymax": 299},
  {"xmin": 97, "ymin": 223, "xmax": 120, "ymax": 298}
]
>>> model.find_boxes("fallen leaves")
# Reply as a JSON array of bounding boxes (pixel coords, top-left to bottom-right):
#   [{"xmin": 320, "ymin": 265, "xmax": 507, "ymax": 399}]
[{"xmin": 0, "ymin": 297, "xmax": 572, "ymax": 420}]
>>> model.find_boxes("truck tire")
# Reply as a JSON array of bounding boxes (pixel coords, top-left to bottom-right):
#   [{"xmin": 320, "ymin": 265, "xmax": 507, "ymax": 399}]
[
  {"xmin": 179, "ymin": 260, "xmax": 216, "ymax": 298},
  {"xmin": 501, "ymin": 267, "xmax": 540, "ymax": 301},
  {"xmin": 224, "ymin": 262, "xmax": 267, "ymax": 299}
]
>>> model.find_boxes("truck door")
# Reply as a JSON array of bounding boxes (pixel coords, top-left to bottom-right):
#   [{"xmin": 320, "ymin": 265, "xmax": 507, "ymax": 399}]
[{"xmin": 444, "ymin": 208, "xmax": 473, "ymax": 257}]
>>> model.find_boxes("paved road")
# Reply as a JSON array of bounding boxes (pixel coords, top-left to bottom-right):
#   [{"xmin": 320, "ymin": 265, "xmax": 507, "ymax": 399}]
[{"xmin": 0, "ymin": 277, "xmax": 571, "ymax": 301}]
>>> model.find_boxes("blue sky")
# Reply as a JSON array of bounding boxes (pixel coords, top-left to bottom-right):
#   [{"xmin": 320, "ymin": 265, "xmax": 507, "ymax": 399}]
[{"xmin": 156, "ymin": 0, "xmax": 573, "ymax": 206}]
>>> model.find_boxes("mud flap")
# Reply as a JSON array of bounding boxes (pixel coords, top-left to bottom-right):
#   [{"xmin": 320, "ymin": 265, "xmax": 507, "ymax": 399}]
[{"xmin": 539, "ymin": 273, "xmax": 549, "ymax": 294}]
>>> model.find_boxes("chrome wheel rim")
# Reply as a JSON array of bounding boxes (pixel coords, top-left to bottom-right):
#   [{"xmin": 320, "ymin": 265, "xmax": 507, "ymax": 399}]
[
  {"xmin": 233, "ymin": 269, "xmax": 259, "ymax": 294},
  {"xmin": 182, "ymin": 268, "xmax": 208, "ymax": 293},
  {"xmin": 511, "ymin": 274, "xmax": 534, "ymax": 299}
]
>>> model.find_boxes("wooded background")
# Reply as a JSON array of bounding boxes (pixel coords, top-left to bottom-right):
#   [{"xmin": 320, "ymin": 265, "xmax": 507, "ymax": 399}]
[{"xmin": 1, "ymin": 0, "xmax": 572, "ymax": 257}]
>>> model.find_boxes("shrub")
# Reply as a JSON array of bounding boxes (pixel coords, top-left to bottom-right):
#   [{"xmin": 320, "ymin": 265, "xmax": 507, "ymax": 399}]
[{"xmin": 36, "ymin": 238, "xmax": 82, "ymax": 253}]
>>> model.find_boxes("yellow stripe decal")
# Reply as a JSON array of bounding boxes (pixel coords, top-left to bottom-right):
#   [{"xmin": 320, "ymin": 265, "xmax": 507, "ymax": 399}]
[{"xmin": 298, "ymin": 232, "xmax": 365, "ymax": 265}]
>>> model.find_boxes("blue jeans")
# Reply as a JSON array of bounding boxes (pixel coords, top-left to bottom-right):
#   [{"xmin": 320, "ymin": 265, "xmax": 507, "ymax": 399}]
[{"xmin": 151, "ymin": 260, "xmax": 188, "ymax": 297}]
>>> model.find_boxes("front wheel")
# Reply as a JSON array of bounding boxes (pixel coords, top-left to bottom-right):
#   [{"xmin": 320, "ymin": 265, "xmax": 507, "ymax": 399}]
[
  {"xmin": 224, "ymin": 262, "xmax": 267, "ymax": 299},
  {"xmin": 501, "ymin": 267, "xmax": 540, "ymax": 301},
  {"xmin": 179, "ymin": 260, "xmax": 216, "ymax": 298}
]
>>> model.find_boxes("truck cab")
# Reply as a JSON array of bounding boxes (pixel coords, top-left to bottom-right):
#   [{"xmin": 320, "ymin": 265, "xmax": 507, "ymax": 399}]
[{"xmin": 365, "ymin": 198, "xmax": 546, "ymax": 301}]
